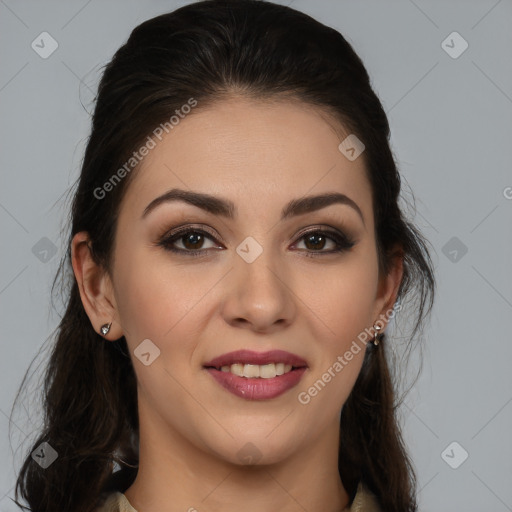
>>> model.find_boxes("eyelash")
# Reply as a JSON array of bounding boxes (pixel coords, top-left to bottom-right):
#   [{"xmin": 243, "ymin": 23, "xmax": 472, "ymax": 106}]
[{"xmin": 156, "ymin": 224, "xmax": 356, "ymax": 259}]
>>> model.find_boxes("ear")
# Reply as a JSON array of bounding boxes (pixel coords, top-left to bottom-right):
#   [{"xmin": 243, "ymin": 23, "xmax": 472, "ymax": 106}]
[
  {"xmin": 372, "ymin": 246, "xmax": 404, "ymax": 331},
  {"xmin": 71, "ymin": 232, "xmax": 123, "ymax": 340}
]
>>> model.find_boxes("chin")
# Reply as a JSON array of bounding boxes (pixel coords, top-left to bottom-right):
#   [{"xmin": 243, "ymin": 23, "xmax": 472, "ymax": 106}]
[{"xmin": 202, "ymin": 429, "xmax": 301, "ymax": 467}]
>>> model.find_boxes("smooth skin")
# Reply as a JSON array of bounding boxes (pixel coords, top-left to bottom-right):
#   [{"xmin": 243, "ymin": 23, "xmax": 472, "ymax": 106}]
[{"xmin": 72, "ymin": 96, "xmax": 403, "ymax": 512}]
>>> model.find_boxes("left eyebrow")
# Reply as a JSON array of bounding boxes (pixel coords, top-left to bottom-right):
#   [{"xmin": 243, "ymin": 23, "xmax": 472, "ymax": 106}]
[{"xmin": 141, "ymin": 188, "xmax": 365, "ymax": 226}]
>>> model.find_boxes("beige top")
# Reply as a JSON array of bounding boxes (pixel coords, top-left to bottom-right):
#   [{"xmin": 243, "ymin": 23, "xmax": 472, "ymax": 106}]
[{"xmin": 96, "ymin": 482, "xmax": 381, "ymax": 511}]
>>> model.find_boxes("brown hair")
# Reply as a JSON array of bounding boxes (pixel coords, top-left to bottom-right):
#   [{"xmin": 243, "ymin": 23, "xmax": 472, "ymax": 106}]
[{"xmin": 11, "ymin": 1, "xmax": 435, "ymax": 510}]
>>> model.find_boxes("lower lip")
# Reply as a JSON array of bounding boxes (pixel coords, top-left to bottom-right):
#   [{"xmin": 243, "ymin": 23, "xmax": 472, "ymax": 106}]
[{"xmin": 204, "ymin": 367, "xmax": 307, "ymax": 400}]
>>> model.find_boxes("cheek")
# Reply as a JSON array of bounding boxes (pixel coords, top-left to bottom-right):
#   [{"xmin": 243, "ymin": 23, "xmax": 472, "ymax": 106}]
[
  {"xmin": 295, "ymin": 250, "xmax": 378, "ymax": 410},
  {"xmin": 301, "ymin": 248, "xmax": 379, "ymax": 343},
  {"xmin": 113, "ymin": 243, "xmax": 214, "ymax": 344},
  {"xmin": 111, "ymin": 247, "xmax": 215, "ymax": 416}
]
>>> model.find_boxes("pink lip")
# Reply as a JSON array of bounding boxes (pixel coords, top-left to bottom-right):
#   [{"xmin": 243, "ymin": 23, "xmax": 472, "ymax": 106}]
[
  {"xmin": 203, "ymin": 349, "xmax": 308, "ymax": 368},
  {"xmin": 205, "ymin": 367, "xmax": 308, "ymax": 400},
  {"xmin": 203, "ymin": 349, "xmax": 308, "ymax": 401}
]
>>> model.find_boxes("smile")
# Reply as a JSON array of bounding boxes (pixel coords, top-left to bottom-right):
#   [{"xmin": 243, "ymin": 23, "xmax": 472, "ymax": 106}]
[{"xmin": 203, "ymin": 349, "xmax": 308, "ymax": 400}]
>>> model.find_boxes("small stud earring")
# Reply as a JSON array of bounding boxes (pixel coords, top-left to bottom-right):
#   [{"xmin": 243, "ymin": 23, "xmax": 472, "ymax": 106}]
[
  {"xmin": 373, "ymin": 324, "xmax": 382, "ymax": 346},
  {"xmin": 100, "ymin": 322, "xmax": 112, "ymax": 336}
]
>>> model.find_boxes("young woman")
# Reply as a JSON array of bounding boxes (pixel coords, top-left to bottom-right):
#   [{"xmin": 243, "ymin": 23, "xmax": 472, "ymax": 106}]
[{"xmin": 12, "ymin": 1, "xmax": 435, "ymax": 511}]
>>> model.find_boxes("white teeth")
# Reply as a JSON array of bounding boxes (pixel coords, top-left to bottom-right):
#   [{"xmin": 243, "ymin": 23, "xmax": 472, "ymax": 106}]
[
  {"xmin": 230, "ymin": 363, "xmax": 243, "ymax": 376},
  {"xmin": 218, "ymin": 362, "xmax": 295, "ymax": 378},
  {"xmin": 260, "ymin": 363, "xmax": 276, "ymax": 378},
  {"xmin": 243, "ymin": 364, "xmax": 260, "ymax": 378}
]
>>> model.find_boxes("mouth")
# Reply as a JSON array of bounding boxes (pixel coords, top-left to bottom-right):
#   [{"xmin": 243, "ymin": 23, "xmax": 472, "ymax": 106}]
[{"xmin": 203, "ymin": 349, "xmax": 308, "ymax": 400}]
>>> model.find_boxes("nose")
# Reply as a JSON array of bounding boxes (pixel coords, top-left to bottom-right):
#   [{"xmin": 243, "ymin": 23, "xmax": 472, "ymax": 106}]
[{"xmin": 221, "ymin": 247, "xmax": 296, "ymax": 334}]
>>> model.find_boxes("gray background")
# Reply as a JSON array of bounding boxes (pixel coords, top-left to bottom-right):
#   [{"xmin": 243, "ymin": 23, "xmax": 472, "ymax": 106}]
[{"xmin": 1, "ymin": 0, "xmax": 511, "ymax": 510}]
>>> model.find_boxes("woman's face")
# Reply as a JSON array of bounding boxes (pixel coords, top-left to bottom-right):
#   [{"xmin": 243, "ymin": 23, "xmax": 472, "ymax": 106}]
[{"xmin": 102, "ymin": 97, "xmax": 400, "ymax": 464}]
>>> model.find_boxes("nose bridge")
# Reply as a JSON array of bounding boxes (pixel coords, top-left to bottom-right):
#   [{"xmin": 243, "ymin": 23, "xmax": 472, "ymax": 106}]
[
  {"xmin": 236, "ymin": 234, "xmax": 286, "ymax": 296},
  {"xmin": 223, "ymin": 234, "xmax": 295, "ymax": 330}
]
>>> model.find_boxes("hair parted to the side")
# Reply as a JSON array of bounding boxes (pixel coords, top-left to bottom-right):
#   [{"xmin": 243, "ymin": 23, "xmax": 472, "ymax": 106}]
[{"xmin": 11, "ymin": 1, "xmax": 435, "ymax": 511}]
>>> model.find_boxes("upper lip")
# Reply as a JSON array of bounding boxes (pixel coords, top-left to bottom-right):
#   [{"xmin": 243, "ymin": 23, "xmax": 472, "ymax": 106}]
[{"xmin": 203, "ymin": 349, "xmax": 308, "ymax": 369}]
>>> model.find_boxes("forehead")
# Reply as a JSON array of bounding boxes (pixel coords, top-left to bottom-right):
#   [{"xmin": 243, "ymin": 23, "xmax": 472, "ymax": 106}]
[{"xmin": 120, "ymin": 96, "xmax": 373, "ymax": 224}]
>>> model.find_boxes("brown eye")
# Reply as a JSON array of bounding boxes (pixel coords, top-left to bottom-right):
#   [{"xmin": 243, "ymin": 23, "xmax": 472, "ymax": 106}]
[
  {"xmin": 158, "ymin": 227, "xmax": 222, "ymax": 257},
  {"xmin": 292, "ymin": 229, "xmax": 355, "ymax": 256},
  {"xmin": 180, "ymin": 231, "xmax": 206, "ymax": 250},
  {"xmin": 303, "ymin": 232, "xmax": 330, "ymax": 251}
]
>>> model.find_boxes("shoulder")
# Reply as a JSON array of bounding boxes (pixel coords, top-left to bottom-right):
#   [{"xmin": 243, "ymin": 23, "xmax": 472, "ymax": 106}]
[
  {"xmin": 94, "ymin": 492, "xmax": 138, "ymax": 512},
  {"xmin": 346, "ymin": 482, "xmax": 381, "ymax": 512}
]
